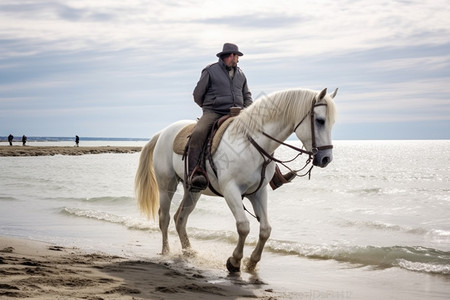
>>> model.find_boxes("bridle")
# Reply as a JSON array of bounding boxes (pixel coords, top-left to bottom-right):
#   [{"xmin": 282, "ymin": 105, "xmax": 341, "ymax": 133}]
[{"xmin": 247, "ymin": 98, "xmax": 334, "ymax": 187}]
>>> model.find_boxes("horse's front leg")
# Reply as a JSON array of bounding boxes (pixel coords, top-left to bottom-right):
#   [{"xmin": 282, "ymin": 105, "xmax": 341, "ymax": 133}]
[
  {"xmin": 223, "ymin": 185, "xmax": 250, "ymax": 273},
  {"xmin": 246, "ymin": 188, "xmax": 272, "ymax": 271}
]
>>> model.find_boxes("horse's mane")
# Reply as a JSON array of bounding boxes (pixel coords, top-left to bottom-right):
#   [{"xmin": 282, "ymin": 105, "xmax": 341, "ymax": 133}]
[{"xmin": 230, "ymin": 88, "xmax": 336, "ymax": 137}]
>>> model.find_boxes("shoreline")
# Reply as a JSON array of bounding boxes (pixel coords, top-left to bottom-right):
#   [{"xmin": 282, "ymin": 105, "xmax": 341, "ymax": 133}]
[
  {"xmin": 0, "ymin": 146, "xmax": 142, "ymax": 157},
  {"xmin": 0, "ymin": 236, "xmax": 278, "ymax": 299}
]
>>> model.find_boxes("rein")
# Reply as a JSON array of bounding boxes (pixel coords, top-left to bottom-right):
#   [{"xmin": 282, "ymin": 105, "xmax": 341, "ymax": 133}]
[{"xmin": 248, "ymin": 99, "xmax": 334, "ymax": 187}]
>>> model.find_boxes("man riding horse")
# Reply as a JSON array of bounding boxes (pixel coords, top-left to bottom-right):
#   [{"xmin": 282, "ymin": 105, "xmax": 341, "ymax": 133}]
[{"xmin": 188, "ymin": 43, "xmax": 253, "ymax": 191}]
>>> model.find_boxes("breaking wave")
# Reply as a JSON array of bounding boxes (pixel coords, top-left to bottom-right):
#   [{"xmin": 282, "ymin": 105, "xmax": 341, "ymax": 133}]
[
  {"xmin": 49, "ymin": 196, "xmax": 134, "ymax": 204},
  {"xmin": 61, "ymin": 207, "xmax": 159, "ymax": 232},
  {"xmin": 266, "ymin": 240, "xmax": 450, "ymax": 275},
  {"xmin": 61, "ymin": 206, "xmax": 450, "ymax": 276},
  {"xmin": 340, "ymin": 220, "xmax": 428, "ymax": 234}
]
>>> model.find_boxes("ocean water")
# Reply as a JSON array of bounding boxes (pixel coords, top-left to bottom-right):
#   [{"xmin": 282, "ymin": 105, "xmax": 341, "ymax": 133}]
[{"xmin": 0, "ymin": 140, "xmax": 449, "ymax": 299}]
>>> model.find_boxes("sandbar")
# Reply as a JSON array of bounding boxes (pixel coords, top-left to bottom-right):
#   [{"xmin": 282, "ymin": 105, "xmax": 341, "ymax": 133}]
[{"xmin": 0, "ymin": 146, "xmax": 142, "ymax": 157}]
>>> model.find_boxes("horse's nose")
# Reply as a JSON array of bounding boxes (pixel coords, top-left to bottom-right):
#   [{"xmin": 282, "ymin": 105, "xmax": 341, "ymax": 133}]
[
  {"xmin": 314, "ymin": 155, "xmax": 332, "ymax": 167},
  {"xmin": 322, "ymin": 156, "xmax": 330, "ymax": 166}
]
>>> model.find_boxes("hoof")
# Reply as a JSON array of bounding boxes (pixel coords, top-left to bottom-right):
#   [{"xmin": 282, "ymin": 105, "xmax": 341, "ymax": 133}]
[
  {"xmin": 182, "ymin": 248, "xmax": 197, "ymax": 258},
  {"xmin": 245, "ymin": 260, "xmax": 257, "ymax": 272},
  {"xmin": 243, "ymin": 257, "xmax": 257, "ymax": 272},
  {"xmin": 160, "ymin": 247, "xmax": 170, "ymax": 256},
  {"xmin": 226, "ymin": 257, "xmax": 240, "ymax": 273}
]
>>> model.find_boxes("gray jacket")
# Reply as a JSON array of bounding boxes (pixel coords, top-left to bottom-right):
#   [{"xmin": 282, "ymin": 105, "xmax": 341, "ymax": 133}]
[{"xmin": 193, "ymin": 59, "xmax": 252, "ymax": 114}]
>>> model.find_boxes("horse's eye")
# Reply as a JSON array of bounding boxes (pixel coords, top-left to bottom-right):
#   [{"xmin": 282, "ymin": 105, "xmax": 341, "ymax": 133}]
[{"xmin": 316, "ymin": 118, "xmax": 325, "ymax": 126}]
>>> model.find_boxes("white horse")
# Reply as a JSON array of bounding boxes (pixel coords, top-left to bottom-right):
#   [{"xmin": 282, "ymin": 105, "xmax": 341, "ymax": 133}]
[{"xmin": 135, "ymin": 87, "xmax": 337, "ymax": 272}]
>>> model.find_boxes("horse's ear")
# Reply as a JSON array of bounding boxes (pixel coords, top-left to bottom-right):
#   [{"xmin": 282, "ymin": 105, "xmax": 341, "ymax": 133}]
[
  {"xmin": 330, "ymin": 88, "xmax": 338, "ymax": 99},
  {"xmin": 318, "ymin": 88, "xmax": 327, "ymax": 100}
]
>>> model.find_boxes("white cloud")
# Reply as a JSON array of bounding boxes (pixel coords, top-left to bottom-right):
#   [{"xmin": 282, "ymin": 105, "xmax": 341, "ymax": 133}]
[
  {"xmin": 0, "ymin": 79, "xmax": 72, "ymax": 92},
  {"xmin": 1, "ymin": 0, "xmax": 449, "ymax": 57},
  {"xmin": 337, "ymin": 78, "xmax": 450, "ymax": 123},
  {"xmin": 367, "ymin": 54, "xmax": 450, "ymax": 72},
  {"xmin": 0, "ymin": 0, "xmax": 449, "ymax": 138}
]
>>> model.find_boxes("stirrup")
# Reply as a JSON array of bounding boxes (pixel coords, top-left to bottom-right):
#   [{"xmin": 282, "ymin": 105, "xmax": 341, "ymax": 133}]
[{"xmin": 187, "ymin": 168, "xmax": 208, "ymax": 192}]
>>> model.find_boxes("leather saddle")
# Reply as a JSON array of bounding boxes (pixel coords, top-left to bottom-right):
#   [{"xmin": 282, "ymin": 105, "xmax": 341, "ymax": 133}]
[{"xmin": 172, "ymin": 115, "xmax": 234, "ymax": 157}]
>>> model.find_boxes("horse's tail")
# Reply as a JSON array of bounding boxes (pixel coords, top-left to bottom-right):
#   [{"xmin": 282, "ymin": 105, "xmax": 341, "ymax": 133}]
[{"xmin": 135, "ymin": 132, "xmax": 160, "ymax": 219}]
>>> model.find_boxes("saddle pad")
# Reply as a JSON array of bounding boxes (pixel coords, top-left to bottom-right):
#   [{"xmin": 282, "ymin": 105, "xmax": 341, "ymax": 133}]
[{"xmin": 172, "ymin": 117, "xmax": 235, "ymax": 156}]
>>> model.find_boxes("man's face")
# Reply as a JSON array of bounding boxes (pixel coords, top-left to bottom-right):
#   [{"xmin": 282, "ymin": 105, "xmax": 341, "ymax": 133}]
[
  {"xmin": 230, "ymin": 54, "xmax": 239, "ymax": 67},
  {"xmin": 225, "ymin": 54, "xmax": 239, "ymax": 67}
]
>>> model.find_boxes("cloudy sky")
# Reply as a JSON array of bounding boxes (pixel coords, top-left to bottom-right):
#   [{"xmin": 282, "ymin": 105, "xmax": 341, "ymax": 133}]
[{"xmin": 1, "ymin": 0, "xmax": 449, "ymax": 139}]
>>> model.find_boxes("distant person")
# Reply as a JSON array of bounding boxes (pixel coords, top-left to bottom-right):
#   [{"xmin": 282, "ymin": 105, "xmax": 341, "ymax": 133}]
[
  {"xmin": 22, "ymin": 135, "xmax": 27, "ymax": 146},
  {"xmin": 75, "ymin": 135, "xmax": 80, "ymax": 147},
  {"xmin": 8, "ymin": 134, "xmax": 13, "ymax": 146}
]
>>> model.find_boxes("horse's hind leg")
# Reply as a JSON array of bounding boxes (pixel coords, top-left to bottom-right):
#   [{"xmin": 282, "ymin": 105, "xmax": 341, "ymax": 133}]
[
  {"xmin": 174, "ymin": 188, "xmax": 201, "ymax": 254},
  {"xmin": 158, "ymin": 176, "xmax": 179, "ymax": 255}
]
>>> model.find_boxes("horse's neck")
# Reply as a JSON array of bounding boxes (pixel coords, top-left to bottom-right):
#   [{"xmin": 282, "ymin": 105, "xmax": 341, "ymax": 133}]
[{"xmin": 254, "ymin": 122, "xmax": 293, "ymax": 154}]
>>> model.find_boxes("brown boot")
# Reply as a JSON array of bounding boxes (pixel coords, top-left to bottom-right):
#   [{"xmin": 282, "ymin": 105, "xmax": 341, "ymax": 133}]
[
  {"xmin": 269, "ymin": 165, "xmax": 296, "ymax": 190},
  {"xmin": 189, "ymin": 171, "xmax": 208, "ymax": 192},
  {"xmin": 187, "ymin": 147, "xmax": 208, "ymax": 192}
]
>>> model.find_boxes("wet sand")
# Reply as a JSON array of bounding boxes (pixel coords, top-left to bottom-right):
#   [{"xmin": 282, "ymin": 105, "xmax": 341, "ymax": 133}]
[
  {"xmin": 0, "ymin": 146, "xmax": 142, "ymax": 156},
  {"xmin": 0, "ymin": 236, "xmax": 277, "ymax": 299}
]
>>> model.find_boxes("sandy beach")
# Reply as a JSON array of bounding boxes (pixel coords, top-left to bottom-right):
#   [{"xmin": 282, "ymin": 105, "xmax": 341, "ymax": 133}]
[
  {"xmin": 0, "ymin": 236, "xmax": 277, "ymax": 299},
  {"xmin": 0, "ymin": 146, "xmax": 142, "ymax": 157}
]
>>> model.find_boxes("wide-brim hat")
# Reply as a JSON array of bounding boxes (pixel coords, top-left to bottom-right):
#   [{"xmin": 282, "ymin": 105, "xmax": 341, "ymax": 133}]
[{"xmin": 216, "ymin": 43, "xmax": 243, "ymax": 57}]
